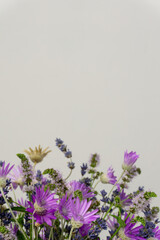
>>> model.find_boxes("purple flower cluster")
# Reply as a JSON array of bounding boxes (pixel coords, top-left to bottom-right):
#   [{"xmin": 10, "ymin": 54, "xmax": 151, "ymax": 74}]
[{"xmin": 0, "ymin": 143, "xmax": 158, "ymax": 240}]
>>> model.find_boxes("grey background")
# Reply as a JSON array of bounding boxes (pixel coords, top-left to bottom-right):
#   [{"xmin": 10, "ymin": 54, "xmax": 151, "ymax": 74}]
[{"xmin": 0, "ymin": 0, "xmax": 160, "ymax": 236}]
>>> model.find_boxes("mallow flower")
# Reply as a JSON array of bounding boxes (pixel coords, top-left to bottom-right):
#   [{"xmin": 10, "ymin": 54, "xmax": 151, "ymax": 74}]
[
  {"xmin": 70, "ymin": 197, "xmax": 100, "ymax": 228},
  {"xmin": 9, "ymin": 165, "xmax": 24, "ymax": 190},
  {"xmin": 0, "ymin": 162, "xmax": 14, "ymax": 188},
  {"xmin": 26, "ymin": 185, "xmax": 58, "ymax": 226},
  {"xmin": 122, "ymin": 150, "xmax": 139, "ymax": 171},
  {"xmin": 100, "ymin": 167, "xmax": 117, "ymax": 184}
]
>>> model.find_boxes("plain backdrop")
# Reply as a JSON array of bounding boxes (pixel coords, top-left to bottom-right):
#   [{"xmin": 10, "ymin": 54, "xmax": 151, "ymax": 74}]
[{"xmin": 0, "ymin": 0, "xmax": 160, "ymax": 237}]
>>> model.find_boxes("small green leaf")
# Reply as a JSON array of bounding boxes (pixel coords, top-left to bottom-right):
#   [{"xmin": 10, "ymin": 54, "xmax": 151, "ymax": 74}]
[
  {"xmin": 144, "ymin": 191, "xmax": 157, "ymax": 200},
  {"xmin": 111, "ymin": 214, "xmax": 126, "ymax": 227},
  {"xmin": 74, "ymin": 190, "xmax": 83, "ymax": 201},
  {"xmin": 11, "ymin": 206, "xmax": 26, "ymax": 213},
  {"xmin": 16, "ymin": 154, "xmax": 28, "ymax": 161},
  {"xmin": 131, "ymin": 216, "xmax": 146, "ymax": 226}
]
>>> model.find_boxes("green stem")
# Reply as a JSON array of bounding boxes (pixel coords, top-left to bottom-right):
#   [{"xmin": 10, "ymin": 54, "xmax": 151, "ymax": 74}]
[
  {"xmin": 107, "ymin": 170, "xmax": 125, "ymax": 199},
  {"xmin": 0, "ymin": 187, "xmax": 29, "ymax": 240},
  {"xmin": 110, "ymin": 225, "xmax": 121, "ymax": 240},
  {"xmin": 32, "ymin": 211, "xmax": 35, "ymax": 240},
  {"xmin": 93, "ymin": 180, "xmax": 100, "ymax": 189},
  {"xmin": 36, "ymin": 226, "xmax": 38, "ymax": 240},
  {"xmin": 60, "ymin": 218, "xmax": 65, "ymax": 240},
  {"xmin": 103, "ymin": 203, "xmax": 114, "ymax": 219},
  {"xmin": 65, "ymin": 169, "xmax": 72, "ymax": 181},
  {"xmin": 68, "ymin": 227, "xmax": 74, "ymax": 240},
  {"xmin": 110, "ymin": 212, "xmax": 130, "ymax": 240},
  {"xmin": 48, "ymin": 227, "xmax": 53, "ymax": 240},
  {"xmin": 11, "ymin": 183, "xmax": 17, "ymax": 202}
]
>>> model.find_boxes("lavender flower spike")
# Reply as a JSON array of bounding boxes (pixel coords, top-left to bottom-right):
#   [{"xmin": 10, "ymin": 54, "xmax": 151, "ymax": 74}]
[
  {"xmin": 122, "ymin": 150, "xmax": 139, "ymax": 170},
  {"xmin": 100, "ymin": 167, "xmax": 117, "ymax": 184}
]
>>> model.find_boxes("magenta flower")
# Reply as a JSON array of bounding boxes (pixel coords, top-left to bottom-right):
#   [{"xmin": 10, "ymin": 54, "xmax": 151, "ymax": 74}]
[
  {"xmin": 70, "ymin": 197, "xmax": 100, "ymax": 228},
  {"xmin": 116, "ymin": 213, "xmax": 144, "ymax": 240},
  {"xmin": 59, "ymin": 193, "xmax": 72, "ymax": 220},
  {"xmin": 153, "ymin": 226, "xmax": 160, "ymax": 239},
  {"xmin": 100, "ymin": 167, "xmax": 117, "ymax": 184},
  {"xmin": 122, "ymin": 150, "xmax": 139, "ymax": 170},
  {"xmin": 79, "ymin": 224, "xmax": 92, "ymax": 237},
  {"xmin": 26, "ymin": 186, "xmax": 58, "ymax": 226},
  {"xmin": 0, "ymin": 162, "xmax": 14, "ymax": 188},
  {"xmin": 68, "ymin": 180, "xmax": 95, "ymax": 199},
  {"xmin": 17, "ymin": 198, "xmax": 29, "ymax": 208}
]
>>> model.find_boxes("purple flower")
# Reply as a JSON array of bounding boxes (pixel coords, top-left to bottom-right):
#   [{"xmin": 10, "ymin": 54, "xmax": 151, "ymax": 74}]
[
  {"xmin": 68, "ymin": 180, "xmax": 95, "ymax": 199},
  {"xmin": 59, "ymin": 193, "xmax": 72, "ymax": 220},
  {"xmin": 70, "ymin": 197, "xmax": 100, "ymax": 228},
  {"xmin": 9, "ymin": 165, "xmax": 24, "ymax": 190},
  {"xmin": 100, "ymin": 167, "xmax": 117, "ymax": 184},
  {"xmin": 153, "ymin": 226, "xmax": 160, "ymax": 239},
  {"xmin": 118, "ymin": 213, "xmax": 144, "ymax": 240},
  {"xmin": 122, "ymin": 150, "xmax": 139, "ymax": 170},
  {"xmin": 26, "ymin": 186, "xmax": 58, "ymax": 226},
  {"xmin": 17, "ymin": 197, "xmax": 29, "ymax": 208},
  {"xmin": 79, "ymin": 224, "xmax": 92, "ymax": 237},
  {"xmin": 0, "ymin": 162, "xmax": 14, "ymax": 188}
]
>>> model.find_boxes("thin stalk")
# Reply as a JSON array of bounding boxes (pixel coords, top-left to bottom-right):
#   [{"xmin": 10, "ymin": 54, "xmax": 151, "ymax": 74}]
[
  {"xmin": 32, "ymin": 210, "xmax": 35, "ymax": 240},
  {"xmin": 110, "ymin": 213, "xmax": 130, "ymax": 240},
  {"xmin": 68, "ymin": 227, "xmax": 74, "ymax": 240},
  {"xmin": 48, "ymin": 227, "xmax": 53, "ymax": 240},
  {"xmin": 11, "ymin": 183, "xmax": 17, "ymax": 202},
  {"xmin": 0, "ymin": 187, "xmax": 29, "ymax": 240},
  {"xmin": 60, "ymin": 218, "xmax": 65, "ymax": 240},
  {"xmin": 93, "ymin": 180, "xmax": 100, "ymax": 189},
  {"xmin": 102, "ymin": 203, "xmax": 114, "ymax": 219},
  {"xmin": 65, "ymin": 169, "xmax": 72, "ymax": 181},
  {"xmin": 107, "ymin": 170, "xmax": 125, "ymax": 199},
  {"xmin": 36, "ymin": 226, "xmax": 38, "ymax": 240}
]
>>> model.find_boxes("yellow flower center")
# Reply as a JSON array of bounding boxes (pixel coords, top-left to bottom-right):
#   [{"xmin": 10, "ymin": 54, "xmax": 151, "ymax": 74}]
[
  {"xmin": 0, "ymin": 177, "xmax": 6, "ymax": 188},
  {"xmin": 118, "ymin": 228, "xmax": 130, "ymax": 240},
  {"xmin": 34, "ymin": 201, "xmax": 45, "ymax": 214},
  {"xmin": 71, "ymin": 218, "xmax": 83, "ymax": 229}
]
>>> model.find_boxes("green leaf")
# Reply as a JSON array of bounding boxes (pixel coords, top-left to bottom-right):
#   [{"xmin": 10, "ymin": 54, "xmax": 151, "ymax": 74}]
[
  {"xmin": 74, "ymin": 190, "xmax": 83, "ymax": 201},
  {"xmin": 16, "ymin": 153, "xmax": 28, "ymax": 161},
  {"xmin": 17, "ymin": 230, "xmax": 26, "ymax": 240},
  {"xmin": 144, "ymin": 191, "xmax": 157, "ymax": 200},
  {"xmin": 11, "ymin": 206, "xmax": 26, "ymax": 213},
  {"xmin": 43, "ymin": 168, "xmax": 54, "ymax": 175},
  {"xmin": 111, "ymin": 214, "xmax": 126, "ymax": 227},
  {"xmin": 131, "ymin": 216, "xmax": 146, "ymax": 226}
]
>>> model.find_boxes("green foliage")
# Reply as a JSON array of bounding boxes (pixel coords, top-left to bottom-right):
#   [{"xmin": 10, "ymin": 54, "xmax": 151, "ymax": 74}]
[
  {"xmin": 11, "ymin": 206, "xmax": 26, "ymax": 213},
  {"xmin": 0, "ymin": 226, "xmax": 9, "ymax": 234},
  {"xmin": 111, "ymin": 214, "xmax": 126, "ymax": 227},
  {"xmin": 16, "ymin": 153, "xmax": 28, "ymax": 162},
  {"xmin": 74, "ymin": 190, "xmax": 83, "ymax": 201},
  {"xmin": 90, "ymin": 154, "xmax": 99, "ymax": 168},
  {"xmin": 131, "ymin": 216, "xmax": 146, "ymax": 226},
  {"xmin": 43, "ymin": 168, "xmax": 54, "ymax": 175},
  {"xmin": 144, "ymin": 191, "xmax": 157, "ymax": 200},
  {"xmin": 17, "ymin": 230, "xmax": 26, "ymax": 240},
  {"xmin": 17, "ymin": 213, "xmax": 25, "ymax": 226},
  {"xmin": 136, "ymin": 168, "xmax": 141, "ymax": 174}
]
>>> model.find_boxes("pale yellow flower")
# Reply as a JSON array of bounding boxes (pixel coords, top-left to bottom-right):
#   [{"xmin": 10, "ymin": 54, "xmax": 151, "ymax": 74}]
[{"xmin": 24, "ymin": 145, "xmax": 51, "ymax": 164}]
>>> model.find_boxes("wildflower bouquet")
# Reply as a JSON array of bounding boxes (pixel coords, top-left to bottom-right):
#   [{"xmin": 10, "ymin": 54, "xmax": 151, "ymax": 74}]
[{"xmin": 0, "ymin": 138, "xmax": 159, "ymax": 240}]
